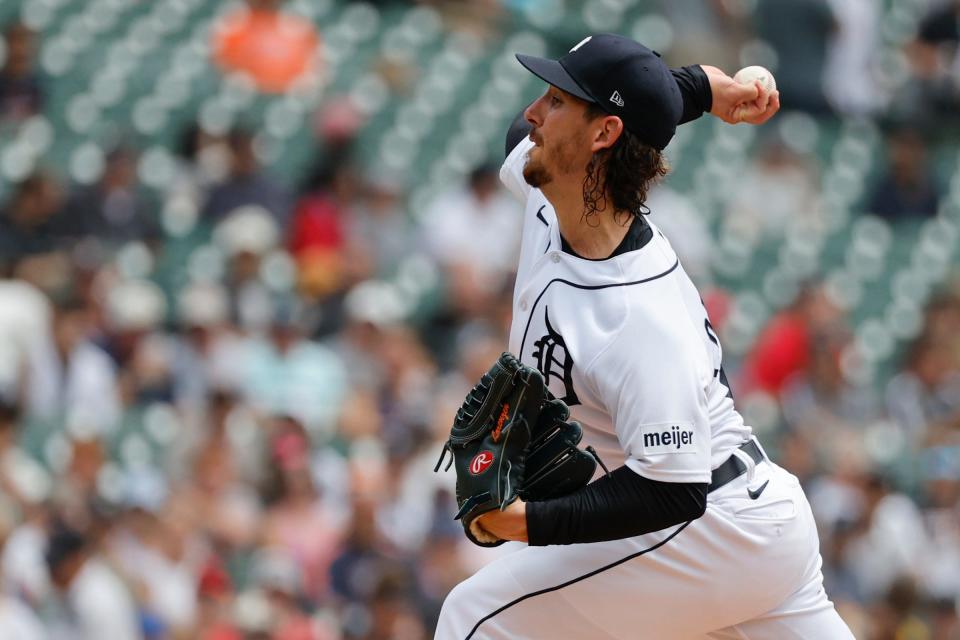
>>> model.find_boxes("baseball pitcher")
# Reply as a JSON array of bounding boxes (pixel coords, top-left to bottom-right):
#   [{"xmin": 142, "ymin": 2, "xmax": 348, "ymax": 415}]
[{"xmin": 435, "ymin": 34, "xmax": 855, "ymax": 639}]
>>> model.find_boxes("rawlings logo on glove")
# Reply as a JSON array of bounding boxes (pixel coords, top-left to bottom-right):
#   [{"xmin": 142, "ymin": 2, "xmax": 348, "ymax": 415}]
[
  {"xmin": 470, "ymin": 452, "xmax": 494, "ymax": 475},
  {"xmin": 434, "ymin": 352, "xmax": 602, "ymax": 547}
]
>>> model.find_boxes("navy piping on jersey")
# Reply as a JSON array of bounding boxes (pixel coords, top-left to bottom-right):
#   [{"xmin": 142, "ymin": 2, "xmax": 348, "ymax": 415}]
[
  {"xmin": 535, "ymin": 206, "xmax": 548, "ymax": 226},
  {"xmin": 518, "ymin": 258, "xmax": 680, "ymax": 359},
  {"xmin": 463, "ymin": 519, "xmax": 692, "ymax": 639}
]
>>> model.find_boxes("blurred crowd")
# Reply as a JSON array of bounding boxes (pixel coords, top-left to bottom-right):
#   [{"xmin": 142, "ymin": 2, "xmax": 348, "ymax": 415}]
[{"xmin": 0, "ymin": 0, "xmax": 960, "ymax": 639}]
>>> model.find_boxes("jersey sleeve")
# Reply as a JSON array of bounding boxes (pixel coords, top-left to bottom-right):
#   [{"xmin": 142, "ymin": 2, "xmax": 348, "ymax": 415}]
[
  {"xmin": 500, "ymin": 137, "xmax": 534, "ymax": 203},
  {"xmin": 586, "ymin": 300, "xmax": 713, "ymax": 484}
]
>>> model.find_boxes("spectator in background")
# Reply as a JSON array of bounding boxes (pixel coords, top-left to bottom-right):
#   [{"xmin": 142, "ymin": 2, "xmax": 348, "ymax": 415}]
[
  {"xmin": 886, "ymin": 334, "xmax": 960, "ymax": 443},
  {"xmin": 723, "ymin": 133, "xmax": 822, "ymax": 243},
  {"xmin": 818, "ymin": 471, "xmax": 928, "ymax": 611},
  {"xmin": 171, "ymin": 282, "xmax": 244, "ymax": 416},
  {"xmin": 98, "ymin": 279, "xmax": 174, "ymax": 407},
  {"xmin": 0, "ymin": 496, "xmax": 45, "ymax": 640},
  {"xmin": 423, "ymin": 166, "xmax": 521, "ymax": 319},
  {"xmin": 0, "ymin": 171, "xmax": 68, "ymax": 270},
  {"xmin": 412, "ymin": 526, "xmax": 467, "ymax": 632},
  {"xmin": 866, "ymin": 128, "xmax": 942, "ymax": 220},
  {"xmin": 24, "ymin": 296, "xmax": 121, "ymax": 436},
  {"xmin": 167, "ymin": 123, "xmax": 230, "ymax": 212},
  {"xmin": 104, "ymin": 504, "xmax": 199, "ymax": 638},
  {"xmin": 212, "ymin": 0, "xmax": 320, "ymax": 94},
  {"xmin": 781, "ymin": 325, "xmax": 882, "ymax": 439},
  {"xmin": 0, "ymin": 409, "xmax": 52, "ymax": 612},
  {"xmin": 0, "ymin": 22, "xmax": 43, "ymax": 123},
  {"xmin": 418, "ymin": 0, "xmax": 504, "ymax": 40},
  {"xmin": 45, "ymin": 522, "xmax": 142, "ymax": 640},
  {"xmin": 329, "ymin": 499, "xmax": 398, "ymax": 605},
  {"xmin": 347, "ymin": 173, "xmax": 413, "ymax": 279},
  {"xmin": 869, "ymin": 577, "xmax": 931, "ymax": 640},
  {"xmin": 288, "ymin": 152, "xmax": 357, "ymax": 300},
  {"xmin": 753, "ymin": 0, "xmax": 836, "ymax": 114},
  {"xmin": 653, "ymin": 0, "xmax": 747, "ymax": 72},
  {"xmin": 0, "ymin": 277, "xmax": 51, "ymax": 400},
  {"xmin": 917, "ymin": 447, "xmax": 960, "ymax": 623},
  {"xmin": 55, "ymin": 437, "xmax": 108, "ymax": 515},
  {"xmin": 369, "ymin": 325, "xmax": 436, "ymax": 461},
  {"xmin": 193, "ymin": 555, "xmax": 241, "ymax": 640},
  {"xmin": 261, "ymin": 418, "xmax": 349, "ymax": 604},
  {"xmin": 246, "ymin": 547, "xmax": 336, "ymax": 640},
  {"xmin": 64, "ymin": 147, "xmax": 161, "ymax": 248},
  {"xmin": 905, "ymin": 0, "xmax": 960, "ymax": 124},
  {"xmin": 202, "ymin": 129, "xmax": 292, "ymax": 228},
  {"xmin": 742, "ymin": 282, "xmax": 844, "ymax": 396},
  {"xmin": 242, "ymin": 299, "xmax": 347, "ymax": 438},
  {"xmin": 920, "ymin": 289, "xmax": 960, "ymax": 353},
  {"xmin": 823, "ymin": 0, "xmax": 883, "ymax": 117},
  {"xmin": 326, "ymin": 285, "xmax": 393, "ymax": 391},
  {"xmin": 213, "ymin": 206, "xmax": 281, "ymax": 332},
  {"xmin": 0, "ymin": 400, "xmax": 51, "ymax": 510}
]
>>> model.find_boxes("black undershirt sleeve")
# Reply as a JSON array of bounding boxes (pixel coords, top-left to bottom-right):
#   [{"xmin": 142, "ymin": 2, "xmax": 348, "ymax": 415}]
[
  {"xmin": 672, "ymin": 64, "xmax": 713, "ymax": 124},
  {"xmin": 504, "ymin": 65, "xmax": 713, "ymax": 158},
  {"xmin": 525, "ymin": 466, "xmax": 708, "ymax": 546}
]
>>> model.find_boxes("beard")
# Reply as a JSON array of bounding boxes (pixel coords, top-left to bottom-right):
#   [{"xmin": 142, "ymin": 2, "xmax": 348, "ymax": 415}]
[
  {"xmin": 523, "ymin": 154, "xmax": 551, "ymax": 188},
  {"xmin": 523, "ymin": 133, "xmax": 583, "ymax": 189}
]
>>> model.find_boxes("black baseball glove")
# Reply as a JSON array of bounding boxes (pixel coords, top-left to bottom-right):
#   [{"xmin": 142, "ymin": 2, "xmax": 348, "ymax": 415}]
[{"xmin": 434, "ymin": 352, "xmax": 599, "ymax": 546}]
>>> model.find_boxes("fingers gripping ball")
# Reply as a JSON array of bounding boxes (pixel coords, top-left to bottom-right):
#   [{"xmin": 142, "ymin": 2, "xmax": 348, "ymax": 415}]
[
  {"xmin": 733, "ymin": 65, "xmax": 777, "ymax": 93},
  {"xmin": 434, "ymin": 353, "xmax": 599, "ymax": 547}
]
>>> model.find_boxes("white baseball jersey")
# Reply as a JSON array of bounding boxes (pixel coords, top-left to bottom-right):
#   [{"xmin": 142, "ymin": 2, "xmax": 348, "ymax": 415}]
[
  {"xmin": 501, "ymin": 138, "xmax": 750, "ymax": 482},
  {"xmin": 434, "ymin": 139, "xmax": 854, "ymax": 640}
]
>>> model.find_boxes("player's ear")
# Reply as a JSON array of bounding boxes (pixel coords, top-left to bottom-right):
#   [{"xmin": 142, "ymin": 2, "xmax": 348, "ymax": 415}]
[{"xmin": 591, "ymin": 116, "xmax": 623, "ymax": 152}]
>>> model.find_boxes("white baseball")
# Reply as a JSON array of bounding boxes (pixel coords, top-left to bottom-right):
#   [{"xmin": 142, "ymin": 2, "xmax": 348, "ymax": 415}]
[{"xmin": 733, "ymin": 65, "xmax": 776, "ymax": 93}]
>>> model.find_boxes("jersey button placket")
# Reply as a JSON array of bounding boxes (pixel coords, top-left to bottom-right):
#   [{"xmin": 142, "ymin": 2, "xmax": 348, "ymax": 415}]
[{"xmin": 551, "ymin": 253, "xmax": 561, "ymax": 263}]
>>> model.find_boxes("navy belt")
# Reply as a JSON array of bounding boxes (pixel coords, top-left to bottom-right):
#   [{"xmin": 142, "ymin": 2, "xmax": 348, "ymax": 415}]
[{"xmin": 708, "ymin": 440, "xmax": 765, "ymax": 493}]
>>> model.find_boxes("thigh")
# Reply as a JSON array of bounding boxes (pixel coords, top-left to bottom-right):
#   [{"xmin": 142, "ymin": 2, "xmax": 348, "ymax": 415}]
[
  {"xmin": 436, "ymin": 472, "xmax": 817, "ymax": 640},
  {"xmin": 436, "ymin": 523, "xmax": 692, "ymax": 640},
  {"xmin": 706, "ymin": 467, "xmax": 856, "ymax": 640},
  {"xmin": 706, "ymin": 571, "xmax": 856, "ymax": 640},
  {"xmin": 437, "ymin": 465, "xmax": 829, "ymax": 640}
]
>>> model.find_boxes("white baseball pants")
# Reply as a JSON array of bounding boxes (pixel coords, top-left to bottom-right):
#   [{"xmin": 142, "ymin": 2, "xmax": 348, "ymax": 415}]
[{"xmin": 436, "ymin": 461, "xmax": 855, "ymax": 639}]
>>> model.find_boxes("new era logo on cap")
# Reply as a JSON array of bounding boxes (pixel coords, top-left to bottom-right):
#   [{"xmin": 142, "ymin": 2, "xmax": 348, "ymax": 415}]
[{"xmin": 610, "ymin": 90, "xmax": 624, "ymax": 107}]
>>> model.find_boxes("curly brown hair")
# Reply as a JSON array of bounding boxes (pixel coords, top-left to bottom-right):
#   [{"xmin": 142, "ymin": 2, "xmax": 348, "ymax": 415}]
[{"xmin": 582, "ymin": 103, "xmax": 670, "ymax": 225}]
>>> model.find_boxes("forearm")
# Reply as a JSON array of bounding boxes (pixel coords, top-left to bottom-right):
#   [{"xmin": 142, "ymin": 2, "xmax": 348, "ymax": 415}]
[{"xmin": 525, "ymin": 465, "xmax": 708, "ymax": 546}]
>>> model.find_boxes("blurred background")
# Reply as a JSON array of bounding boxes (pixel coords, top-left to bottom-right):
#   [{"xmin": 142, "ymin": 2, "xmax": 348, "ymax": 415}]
[{"xmin": 0, "ymin": 0, "xmax": 958, "ymax": 637}]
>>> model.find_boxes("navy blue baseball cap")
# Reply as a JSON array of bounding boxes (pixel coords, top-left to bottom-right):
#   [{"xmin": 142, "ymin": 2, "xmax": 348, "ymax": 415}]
[{"xmin": 516, "ymin": 34, "xmax": 683, "ymax": 150}]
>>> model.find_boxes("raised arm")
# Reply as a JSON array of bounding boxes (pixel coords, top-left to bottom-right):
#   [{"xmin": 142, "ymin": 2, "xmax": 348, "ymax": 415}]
[{"xmin": 505, "ymin": 65, "xmax": 779, "ymax": 158}]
